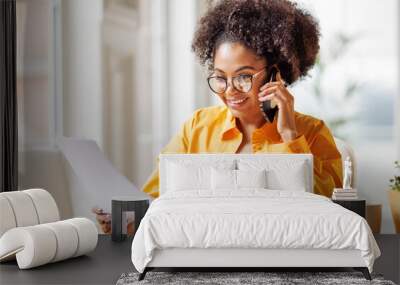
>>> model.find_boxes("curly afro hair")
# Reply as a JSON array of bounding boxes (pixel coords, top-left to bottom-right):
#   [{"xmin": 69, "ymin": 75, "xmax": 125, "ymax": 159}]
[{"xmin": 191, "ymin": 0, "xmax": 320, "ymax": 85}]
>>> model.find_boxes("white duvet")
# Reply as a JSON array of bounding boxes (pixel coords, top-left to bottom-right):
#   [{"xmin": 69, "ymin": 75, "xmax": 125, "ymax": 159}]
[{"xmin": 131, "ymin": 190, "xmax": 380, "ymax": 273}]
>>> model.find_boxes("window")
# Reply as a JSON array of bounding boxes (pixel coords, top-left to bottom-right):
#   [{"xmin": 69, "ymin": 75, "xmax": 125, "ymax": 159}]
[{"xmin": 292, "ymin": 0, "xmax": 398, "ymax": 143}]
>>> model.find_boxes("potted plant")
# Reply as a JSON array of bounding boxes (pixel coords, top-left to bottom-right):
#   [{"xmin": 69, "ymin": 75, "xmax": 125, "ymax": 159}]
[{"xmin": 388, "ymin": 160, "xmax": 400, "ymax": 233}]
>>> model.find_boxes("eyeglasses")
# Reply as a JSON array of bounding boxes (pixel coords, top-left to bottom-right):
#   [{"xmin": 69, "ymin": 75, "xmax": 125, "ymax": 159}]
[{"xmin": 207, "ymin": 67, "xmax": 267, "ymax": 94}]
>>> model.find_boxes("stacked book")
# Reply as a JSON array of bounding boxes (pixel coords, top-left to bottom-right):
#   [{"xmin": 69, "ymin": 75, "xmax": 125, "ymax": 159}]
[{"xmin": 332, "ymin": 188, "xmax": 358, "ymax": 200}]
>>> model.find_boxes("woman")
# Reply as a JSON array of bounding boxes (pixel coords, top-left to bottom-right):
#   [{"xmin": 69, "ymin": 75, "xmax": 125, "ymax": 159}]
[{"xmin": 143, "ymin": 0, "xmax": 342, "ymax": 198}]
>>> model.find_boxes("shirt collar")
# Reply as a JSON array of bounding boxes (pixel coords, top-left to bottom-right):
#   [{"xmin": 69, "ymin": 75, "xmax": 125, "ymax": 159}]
[
  {"xmin": 221, "ymin": 108, "xmax": 239, "ymax": 140},
  {"xmin": 220, "ymin": 108, "xmax": 281, "ymax": 143}
]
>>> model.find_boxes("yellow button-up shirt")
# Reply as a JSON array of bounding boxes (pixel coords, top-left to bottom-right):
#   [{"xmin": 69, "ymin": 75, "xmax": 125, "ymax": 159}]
[{"xmin": 142, "ymin": 105, "xmax": 343, "ymax": 198}]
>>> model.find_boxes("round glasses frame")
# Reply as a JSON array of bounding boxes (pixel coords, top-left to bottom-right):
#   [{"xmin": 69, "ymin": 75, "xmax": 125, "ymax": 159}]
[{"xmin": 207, "ymin": 67, "xmax": 267, "ymax": 94}]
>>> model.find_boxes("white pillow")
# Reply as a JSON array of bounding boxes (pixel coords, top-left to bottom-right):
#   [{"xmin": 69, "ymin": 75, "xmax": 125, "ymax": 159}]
[
  {"xmin": 167, "ymin": 162, "xmax": 210, "ymax": 191},
  {"xmin": 236, "ymin": 169, "xmax": 267, "ymax": 189},
  {"xmin": 211, "ymin": 168, "xmax": 267, "ymax": 190},
  {"xmin": 266, "ymin": 165, "xmax": 306, "ymax": 191},
  {"xmin": 211, "ymin": 168, "xmax": 236, "ymax": 190},
  {"xmin": 238, "ymin": 159, "xmax": 307, "ymax": 191},
  {"xmin": 165, "ymin": 159, "xmax": 236, "ymax": 192}
]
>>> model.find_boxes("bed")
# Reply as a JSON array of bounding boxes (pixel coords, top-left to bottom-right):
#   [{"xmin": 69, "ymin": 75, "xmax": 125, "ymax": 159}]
[{"xmin": 131, "ymin": 154, "xmax": 380, "ymax": 281}]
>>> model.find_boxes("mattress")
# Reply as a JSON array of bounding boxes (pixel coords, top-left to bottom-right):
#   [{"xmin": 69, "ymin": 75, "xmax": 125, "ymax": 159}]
[{"xmin": 131, "ymin": 190, "xmax": 380, "ymax": 273}]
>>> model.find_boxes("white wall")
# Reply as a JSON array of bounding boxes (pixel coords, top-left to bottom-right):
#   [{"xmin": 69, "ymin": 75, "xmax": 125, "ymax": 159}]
[
  {"xmin": 62, "ymin": 0, "xmax": 103, "ymax": 148},
  {"xmin": 150, "ymin": 0, "xmax": 215, "ymax": 151},
  {"xmin": 167, "ymin": 0, "xmax": 198, "ymax": 135},
  {"xmin": 355, "ymin": 143, "xmax": 396, "ymax": 233},
  {"xmin": 398, "ymin": 0, "xmax": 400, "ymax": 161},
  {"xmin": 151, "ymin": 0, "xmax": 170, "ymax": 155}
]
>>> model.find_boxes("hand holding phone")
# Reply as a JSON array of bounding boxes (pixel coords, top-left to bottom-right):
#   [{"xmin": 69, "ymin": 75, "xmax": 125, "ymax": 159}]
[
  {"xmin": 258, "ymin": 66, "xmax": 298, "ymax": 142},
  {"xmin": 259, "ymin": 66, "xmax": 279, "ymax": 123}
]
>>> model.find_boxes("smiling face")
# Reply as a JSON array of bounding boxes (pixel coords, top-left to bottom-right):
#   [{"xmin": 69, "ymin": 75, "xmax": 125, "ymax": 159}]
[{"xmin": 212, "ymin": 42, "xmax": 268, "ymax": 124}]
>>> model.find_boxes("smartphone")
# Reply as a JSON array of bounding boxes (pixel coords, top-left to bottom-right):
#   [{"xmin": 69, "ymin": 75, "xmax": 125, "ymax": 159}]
[{"xmin": 260, "ymin": 66, "xmax": 279, "ymax": 123}]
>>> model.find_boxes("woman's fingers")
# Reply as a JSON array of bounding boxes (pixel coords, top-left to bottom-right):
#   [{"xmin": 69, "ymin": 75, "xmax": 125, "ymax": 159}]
[
  {"xmin": 259, "ymin": 81, "xmax": 284, "ymax": 91},
  {"xmin": 259, "ymin": 92, "xmax": 292, "ymax": 109},
  {"xmin": 260, "ymin": 70, "xmax": 287, "ymax": 90},
  {"xmin": 259, "ymin": 93, "xmax": 281, "ymax": 104},
  {"xmin": 258, "ymin": 86, "xmax": 278, "ymax": 97},
  {"xmin": 259, "ymin": 94, "xmax": 285, "ymax": 108},
  {"xmin": 259, "ymin": 87, "xmax": 293, "ymax": 104}
]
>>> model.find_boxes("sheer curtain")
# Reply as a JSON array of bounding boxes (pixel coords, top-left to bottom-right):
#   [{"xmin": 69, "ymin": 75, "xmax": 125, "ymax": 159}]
[{"xmin": 16, "ymin": 0, "xmax": 71, "ymax": 217}]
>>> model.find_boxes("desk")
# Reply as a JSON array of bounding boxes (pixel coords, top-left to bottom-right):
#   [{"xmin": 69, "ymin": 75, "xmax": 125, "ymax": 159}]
[{"xmin": 0, "ymin": 235, "xmax": 133, "ymax": 285}]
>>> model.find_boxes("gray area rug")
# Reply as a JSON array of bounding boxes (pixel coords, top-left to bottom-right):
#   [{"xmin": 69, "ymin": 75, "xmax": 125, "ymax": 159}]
[{"xmin": 116, "ymin": 272, "xmax": 396, "ymax": 285}]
